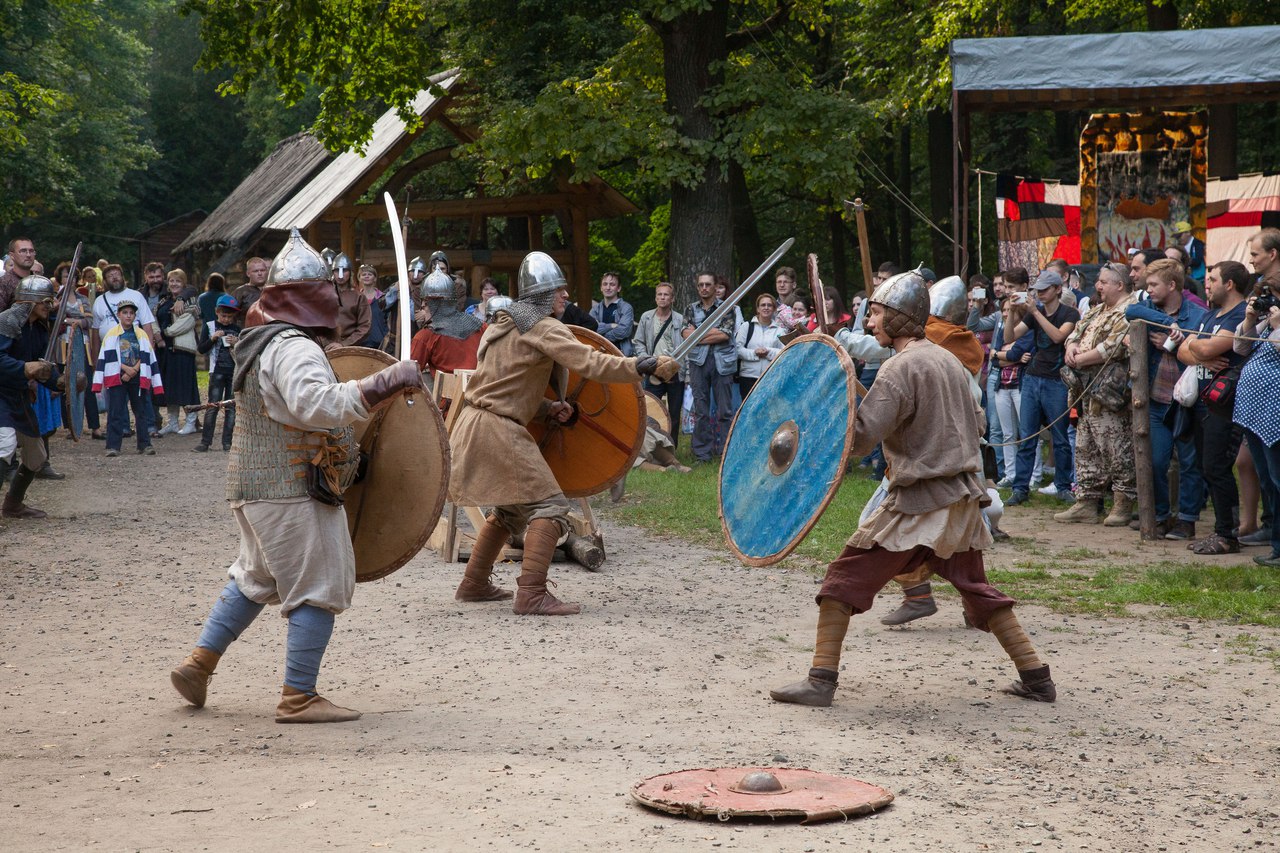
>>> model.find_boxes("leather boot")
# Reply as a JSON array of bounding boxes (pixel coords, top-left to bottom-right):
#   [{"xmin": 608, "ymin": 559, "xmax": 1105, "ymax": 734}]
[
  {"xmin": 769, "ymin": 667, "xmax": 839, "ymax": 707},
  {"xmin": 455, "ymin": 517, "xmax": 514, "ymax": 602},
  {"xmin": 170, "ymin": 647, "xmax": 221, "ymax": 708},
  {"xmin": 275, "ymin": 686, "xmax": 361, "ymax": 723},
  {"xmin": 1103, "ymin": 493, "xmax": 1135, "ymax": 527},
  {"xmin": 513, "ymin": 518, "xmax": 580, "ymax": 615},
  {"xmin": 2, "ymin": 466, "xmax": 47, "ymax": 519},
  {"xmin": 880, "ymin": 583, "xmax": 937, "ymax": 626},
  {"xmin": 1053, "ymin": 498, "xmax": 1101, "ymax": 523},
  {"xmin": 1001, "ymin": 664, "xmax": 1057, "ymax": 702},
  {"xmin": 35, "ymin": 461, "xmax": 65, "ymax": 480}
]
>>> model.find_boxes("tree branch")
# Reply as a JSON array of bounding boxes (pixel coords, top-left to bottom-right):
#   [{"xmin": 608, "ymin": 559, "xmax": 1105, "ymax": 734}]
[{"xmin": 726, "ymin": 2, "xmax": 792, "ymax": 53}]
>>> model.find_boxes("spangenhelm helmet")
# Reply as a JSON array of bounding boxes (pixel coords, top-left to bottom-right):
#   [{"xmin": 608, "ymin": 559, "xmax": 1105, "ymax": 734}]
[
  {"xmin": 420, "ymin": 269, "xmax": 454, "ymax": 302},
  {"xmin": 332, "ymin": 252, "xmax": 352, "ymax": 275},
  {"xmin": 15, "ymin": 275, "xmax": 56, "ymax": 304},
  {"xmin": 868, "ymin": 266, "xmax": 929, "ymax": 339},
  {"xmin": 428, "ymin": 250, "xmax": 450, "ymax": 273},
  {"xmin": 517, "ymin": 252, "xmax": 568, "ymax": 301},
  {"xmin": 928, "ymin": 275, "xmax": 968, "ymax": 326},
  {"xmin": 408, "ymin": 256, "xmax": 429, "ymax": 278},
  {"xmin": 257, "ymin": 228, "xmax": 340, "ymax": 331}
]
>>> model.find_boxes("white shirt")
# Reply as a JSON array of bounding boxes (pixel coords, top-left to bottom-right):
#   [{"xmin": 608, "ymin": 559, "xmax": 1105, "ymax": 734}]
[
  {"xmin": 734, "ymin": 317, "xmax": 783, "ymax": 379},
  {"xmin": 93, "ymin": 288, "xmax": 156, "ymax": 337}
]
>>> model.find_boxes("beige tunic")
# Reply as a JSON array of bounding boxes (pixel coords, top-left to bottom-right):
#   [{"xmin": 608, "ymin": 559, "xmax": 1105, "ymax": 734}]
[
  {"xmin": 450, "ymin": 315, "xmax": 640, "ymax": 506},
  {"xmin": 229, "ymin": 334, "xmax": 369, "ymax": 615}
]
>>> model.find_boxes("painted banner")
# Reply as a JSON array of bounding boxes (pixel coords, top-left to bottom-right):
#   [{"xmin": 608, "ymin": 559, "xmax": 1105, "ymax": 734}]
[{"xmin": 995, "ymin": 175, "xmax": 1081, "ymax": 275}]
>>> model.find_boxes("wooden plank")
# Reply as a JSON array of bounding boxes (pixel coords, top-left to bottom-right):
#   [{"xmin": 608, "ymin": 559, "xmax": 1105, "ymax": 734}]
[{"xmin": 326, "ymin": 193, "xmax": 581, "ymax": 220}]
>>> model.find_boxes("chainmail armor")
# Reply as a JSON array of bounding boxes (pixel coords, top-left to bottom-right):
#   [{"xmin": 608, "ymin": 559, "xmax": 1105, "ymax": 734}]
[
  {"xmin": 0, "ymin": 303, "xmax": 33, "ymax": 340},
  {"xmin": 499, "ymin": 288, "xmax": 556, "ymax": 334},
  {"xmin": 427, "ymin": 299, "xmax": 484, "ymax": 340}
]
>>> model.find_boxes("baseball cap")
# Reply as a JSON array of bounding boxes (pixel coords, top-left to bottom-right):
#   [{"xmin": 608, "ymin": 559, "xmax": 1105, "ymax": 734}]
[
  {"xmin": 1172, "ymin": 220, "xmax": 1192, "ymax": 234},
  {"xmin": 215, "ymin": 294, "xmax": 240, "ymax": 311},
  {"xmin": 1030, "ymin": 270, "xmax": 1064, "ymax": 291},
  {"xmin": 115, "ymin": 298, "xmax": 138, "ymax": 311}
]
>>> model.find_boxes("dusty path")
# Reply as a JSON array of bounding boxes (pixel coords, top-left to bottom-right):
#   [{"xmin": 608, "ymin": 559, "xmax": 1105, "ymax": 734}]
[{"xmin": 1, "ymin": 434, "xmax": 1277, "ymax": 851}]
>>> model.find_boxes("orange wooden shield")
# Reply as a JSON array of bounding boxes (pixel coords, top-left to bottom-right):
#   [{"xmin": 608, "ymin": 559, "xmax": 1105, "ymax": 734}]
[
  {"xmin": 526, "ymin": 326, "xmax": 645, "ymax": 498},
  {"xmin": 328, "ymin": 348, "xmax": 450, "ymax": 582}
]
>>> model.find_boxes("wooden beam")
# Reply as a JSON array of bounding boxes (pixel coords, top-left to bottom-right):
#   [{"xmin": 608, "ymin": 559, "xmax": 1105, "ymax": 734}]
[
  {"xmin": 326, "ymin": 193, "xmax": 582, "ymax": 220},
  {"xmin": 570, "ymin": 204, "xmax": 591, "ymax": 309},
  {"xmin": 339, "ymin": 218, "xmax": 355, "ymax": 262}
]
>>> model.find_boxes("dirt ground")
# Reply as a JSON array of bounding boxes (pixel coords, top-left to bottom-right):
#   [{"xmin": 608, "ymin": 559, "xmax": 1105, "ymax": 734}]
[{"xmin": 2, "ymin": 433, "xmax": 1278, "ymax": 852}]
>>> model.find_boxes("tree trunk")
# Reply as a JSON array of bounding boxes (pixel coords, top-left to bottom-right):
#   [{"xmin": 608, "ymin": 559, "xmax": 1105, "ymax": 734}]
[
  {"xmin": 729, "ymin": 160, "xmax": 763, "ymax": 282},
  {"xmin": 897, "ymin": 122, "xmax": 913, "ymax": 269},
  {"xmin": 1145, "ymin": 0, "xmax": 1178, "ymax": 31},
  {"xmin": 927, "ymin": 107, "xmax": 953, "ymax": 275},
  {"xmin": 1208, "ymin": 104, "xmax": 1237, "ymax": 178},
  {"xmin": 656, "ymin": 2, "xmax": 733, "ymax": 312},
  {"xmin": 828, "ymin": 211, "xmax": 848, "ymax": 297}
]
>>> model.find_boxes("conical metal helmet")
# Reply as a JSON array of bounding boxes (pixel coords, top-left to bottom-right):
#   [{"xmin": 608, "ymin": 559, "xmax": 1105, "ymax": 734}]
[
  {"xmin": 420, "ymin": 269, "xmax": 454, "ymax": 302},
  {"xmin": 15, "ymin": 274, "xmax": 55, "ymax": 303},
  {"xmin": 320, "ymin": 247, "xmax": 336, "ymax": 271},
  {"xmin": 408, "ymin": 255, "xmax": 428, "ymax": 277},
  {"xmin": 483, "ymin": 295, "xmax": 513, "ymax": 322},
  {"xmin": 869, "ymin": 266, "xmax": 929, "ymax": 339},
  {"xmin": 428, "ymin": 250, "xmax": 450, "ymax": 273},
  {"xmin": 517, "ymin": 252, "xmax": 567, "ymax": 300},
  {"xmin": 332, "ymin": 252, "xmax": 352, "ymax": 274},
  {"xmin": 929, "ymin": 275, "xmax": 968, "ymax": 325},
  {"xmin": 268, "ymin": 228, "xmax": 330, "ymax": 286}
]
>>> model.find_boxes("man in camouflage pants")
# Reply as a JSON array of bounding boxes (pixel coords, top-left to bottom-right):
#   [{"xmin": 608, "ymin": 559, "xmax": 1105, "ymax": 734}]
[{"xmin": 1055, "ymin": 263, "xmax": 1137, "ymax": 526}]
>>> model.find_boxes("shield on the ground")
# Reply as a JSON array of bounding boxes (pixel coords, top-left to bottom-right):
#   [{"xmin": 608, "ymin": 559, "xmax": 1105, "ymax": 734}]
[
  {"xmin": 66, "ymin": 328, "xmax": 88, "ymax": 440},
  {"xmin": 718, "ymin": 334, "xmax": 858, "ymax": 566},
  {"xmin": 632, "ymin": 767, "xmax": 894, "ymax": 823},
  {"xmin": 328, "ymin": 347, "xmax": 450, "ymax": 582},
  {"xmin": 526, "ymin": 326, "xmax": 645, "ymax": 498},
  {"xmin": 643, "ymin": 391, "xmax": 671, "ymax": 436}
]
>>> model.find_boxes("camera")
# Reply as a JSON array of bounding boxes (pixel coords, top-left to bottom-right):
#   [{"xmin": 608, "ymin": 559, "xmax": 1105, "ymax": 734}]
[{"xmin": 1254, "ymin": 287, "xmax": 1279, "ymax": 316}]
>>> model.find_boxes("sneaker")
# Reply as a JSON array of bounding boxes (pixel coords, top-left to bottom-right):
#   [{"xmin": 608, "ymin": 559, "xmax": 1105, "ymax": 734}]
[
  {"xmin": 105, "ymin": 449, "xmax": 119, "ymax": 458},
  {"xmin": 1007, "ymin": 490, "xmax": 1031, "ymax": 506},
  {"xmin": 1055, "ymin": 490, "xmax": 1076, "ymax": 504},
  {"xmin": 1239, "ymin": 528, "xmax": 1273, "ymax": 546},
  {"xmin": 222, "ymin": 444, "xmax": 232, "ymax": 452},
  {"xmin": 996, "ymin": 476, "xmax": 1014, "ymax": 489},
  {"xmin": 1253, "ymin": 552, "xmax": 1280, "ymax": 568},
  {"xmin": 1037, "ymin": 483, "xmax": 1061, "ymax": 496},
  {"xmin": 1164, "ymin": 520, "xmax": 1196, "ymax": 541},
  {"xmin": 192, "ymin": 444, "xmax": 209, "ymax": 453},
  {"xmin": 1130, "ymin": 517, "xmax": 1174, "ymax": 537},
  {"xmin": 123, "ymin": 429, "xmax": 134, "ymax": 438},
  {"xmin": 140, "ymin": 446, "xmax": 156, "ymax": 455},
  {"xmin": 177, "ymin": 424, "xmax": 198, "ymax": 436}
]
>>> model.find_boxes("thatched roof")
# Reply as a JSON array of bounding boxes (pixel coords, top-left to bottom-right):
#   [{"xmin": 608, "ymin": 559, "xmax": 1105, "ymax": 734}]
[{"xmin": 174, "ymin": 132, "xmax": 330, "ymax": 254}]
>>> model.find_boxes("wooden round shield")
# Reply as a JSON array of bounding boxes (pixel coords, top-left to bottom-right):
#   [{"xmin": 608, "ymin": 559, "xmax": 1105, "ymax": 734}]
[
  {"xmin": 328, "ymin": 348, "xmax": 450, "ymax": 582},
  {"xmin": 643, "ymin": 391, "xmax": 671, "ymax": 436},
  {"xmin": 718, "ymin": 334, "xmax": 858, "ymax": 566},
  {"xmin": 526, "ymin": 326, "xmax": 645, "ymax": 498},
  {"xmin": 632, "ymin": 767, "xmax": 894, "ymax": 823}
]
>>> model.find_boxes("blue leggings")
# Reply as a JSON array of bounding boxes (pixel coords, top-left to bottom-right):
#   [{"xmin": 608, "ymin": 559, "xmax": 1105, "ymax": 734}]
[{"xmin": 196, "ymin": 580, "xmax": 334, "ymax": 695}]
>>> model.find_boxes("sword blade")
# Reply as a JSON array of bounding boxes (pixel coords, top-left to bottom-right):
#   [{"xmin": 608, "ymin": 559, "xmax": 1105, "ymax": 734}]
[
  {"xmin": 44, "ymin": 241, "xmax": 83, "ymax": 363},
  {"xmin": 382, "ymin": 192, "xmax": 413, "ymax": 363},
  {"xmin": 671, "ymin": 237, "xmax": 794, "ymax": 363}
]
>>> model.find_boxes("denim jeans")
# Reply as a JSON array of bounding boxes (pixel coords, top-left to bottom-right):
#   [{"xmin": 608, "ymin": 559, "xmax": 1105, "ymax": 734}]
[
  {"xmin": 1013, "ymin": 373, "xmax": 1073, "ymax": 493},
  {"xmin": 984, "ymin": 368, "xmax": 1004, "ymax": 478},
  {"xmin": 106, "ymin": 381, "xmax": 151, "ymax": 452},
  {"xmin": 201, "ymin": 372, "xmax": 237, "ymax": 449},
  {"xmin": 1244, "ymin": 430, "xmax": 1280, "ymax": 556},
  {"xmin": 688, "ymin": 357, "xmax": 733, "ymax": 461},
  {"xmin": 1148, "ymin": 400, "xmax": 1203, "ymax": 522}
]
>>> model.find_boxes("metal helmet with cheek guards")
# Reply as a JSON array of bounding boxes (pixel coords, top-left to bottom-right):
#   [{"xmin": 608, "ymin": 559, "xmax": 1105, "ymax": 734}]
[
  {"xmin": 419, "ymin": 270, "xmax": 454, "ymax": 302},
  {"xmin": 256, "ymin": 228, "xmax": 340, "ymax": 331},
  {"xmin": 428, "ymin": 250, "xmax": 450, "ymax": 273},
  {"xmin": 869, "ymin": 267, "xmax": 929, "ymax": 339},
  {"xmin": 15, "ymin": 275, "xmax": 56, "ymax": 304},
  {"xmin": 517, "ymin": 251, "xmax": 568, "ymax": 301},
  {"xmin": 929, "ymin": 275, "xmax": 968, "ymax": 326},
  {"xmin": 484, "ymin": 295, "xmax": 513, "ymax": 323},
  {"xmin": 408, "ymin": 255, "xmax": 429, "ymax": 278}
]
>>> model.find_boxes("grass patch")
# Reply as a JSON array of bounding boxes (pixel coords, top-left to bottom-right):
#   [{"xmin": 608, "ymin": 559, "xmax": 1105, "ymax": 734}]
[{"xmin": 605, "ymin": 447, "xmax": 1280, "ymax": 628}]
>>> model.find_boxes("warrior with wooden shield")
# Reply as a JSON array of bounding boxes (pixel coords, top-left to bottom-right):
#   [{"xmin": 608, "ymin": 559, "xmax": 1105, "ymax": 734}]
[
  {"xmin": 770, "ymin": 270, "xmax": 1056, "ymax": 707},
  {"xmin": 169, "ymin": 229, "xmax": 426, "ymax": 723},
  {"xmin": 449, "ymin": 251, "xmax": 678, "ymax": 615}
]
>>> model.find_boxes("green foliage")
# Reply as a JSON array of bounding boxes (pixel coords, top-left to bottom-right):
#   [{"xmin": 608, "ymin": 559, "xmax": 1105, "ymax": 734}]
[{"xmin": 628, "ymin": 203, "xmax": 672, "ymax": 290}]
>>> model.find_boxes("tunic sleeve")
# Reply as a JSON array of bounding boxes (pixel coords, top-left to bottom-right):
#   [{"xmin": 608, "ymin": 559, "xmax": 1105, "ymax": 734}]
[
  {"xmin": 851, "ymin": 371, "xmax": 910, "ymax": 457},
  {"xmin": 530, "ymin": 321, "xmax": 641, "ymax": 384},
  {"xmin": 259, "ymin": 335, "xmax": 369, "ymax": 430}
]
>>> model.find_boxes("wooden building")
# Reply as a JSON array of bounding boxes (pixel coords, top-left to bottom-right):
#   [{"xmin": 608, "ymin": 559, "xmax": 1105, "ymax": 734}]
[{"xmin": 135, "ymin": 210, "xmax": 206, "ymax": 272}]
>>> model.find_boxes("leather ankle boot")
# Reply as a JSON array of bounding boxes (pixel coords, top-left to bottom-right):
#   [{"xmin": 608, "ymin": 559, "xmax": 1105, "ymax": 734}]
[
  {"xmin": 1103, "ymin": 493, "xmax": 1134, "ymax": 527},
  {"xmin": 1054, "ymin": 498, "xmax": 1101, "ymax": 523},
  {"xmin": 276, "ymin": 686, "xmax": 361, "ymax": 723},
  {"xmin": 455, "ymin": 517, "xmax": 514, "ymax": 601},
  {"xmin": 170, "ymin": 647, "xmax": 221, "ymax": 708},
  {"xmin": 1001, "ymin": 664, "xmax": 1057, "ymax": 702},
  {"xmin": 513, "ymin": 519, "xmax": 579, "ymax": 615},
  {"xmin": 880, "ymin": 583, "xmax": 937, "ymax": 626},
  {"xmin": 2, "ymin": 466, "xmax": 46, "ymax": 519},
  {"xmin": 769, "ymin": 667, "xmax": 839, "ymax": 707}
]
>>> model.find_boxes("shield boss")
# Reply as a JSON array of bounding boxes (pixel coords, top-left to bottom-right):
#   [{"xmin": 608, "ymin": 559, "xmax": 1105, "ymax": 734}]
[
  {"xmin": 718, "ymin": 334, "xmax": 858, "ymax": 566},
  {"xmin": 632, "ymin": 767, "xmax": 893, "ymax": 823},
  {"xmin": 328, "ymin": 347, "xmax": 450, "ymax": 582}
]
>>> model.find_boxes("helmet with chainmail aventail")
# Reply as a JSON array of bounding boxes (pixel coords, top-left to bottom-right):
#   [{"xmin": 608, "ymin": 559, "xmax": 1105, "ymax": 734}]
[
  {"xmin": 869, "ymin": 266, "xmax": 929, "ymax": 339},
  {"xmin": 517, "ymin": 252, "xmax": 567, "ymax": 300},
  {"xmin": 15, "ymin": 275, "xmax": 55, "ymax": 304},
  {"xmin": 421, "ymin": 269, "xmax": 482, "ymax": 340},
  {"xmin": 254, "ymin": 228, "xmax": 339, "ymax": 331},
  {"xmin": 929, "ymin": 275, "xmax": 968, "ymax": 326}
]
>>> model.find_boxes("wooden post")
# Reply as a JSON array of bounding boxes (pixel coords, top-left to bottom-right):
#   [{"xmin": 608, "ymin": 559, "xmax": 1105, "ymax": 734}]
[
  {"xmin": 851, "ymin": 198, "xmax": 874, "ymax": 294},
  {"xmin": 570, "ymin": 204, "xmax": 591, "ymax": 309},
  {"xmin": 1128, "ymin": 320, "xmax": 1156, "ymax": 540}
]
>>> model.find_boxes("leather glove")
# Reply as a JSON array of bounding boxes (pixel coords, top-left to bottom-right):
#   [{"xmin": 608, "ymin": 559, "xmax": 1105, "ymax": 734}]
[
  {"xmin": 636, "ymin": 355, "xmax": 679, "ymax": 381},
  {"xmin": 355, "ymin": 360, "xmax": 425, "ymax": 410},
  {"xmin": 24, "ymin": 360, "xmax": 52, "ymax": 382}
]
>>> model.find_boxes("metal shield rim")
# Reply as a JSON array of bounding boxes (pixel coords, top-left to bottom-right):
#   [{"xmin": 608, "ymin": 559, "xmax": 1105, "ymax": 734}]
[
  {"xmin": 717, "ymin": 334, "xmax": 857, "ymax": 567},
  {"xmin": 533, "ymin": 325, "xmax": 645, "ymax": 499},
  {"xmin": 327, "ymin": 346, "xmax": 450, "ymax": 582}
]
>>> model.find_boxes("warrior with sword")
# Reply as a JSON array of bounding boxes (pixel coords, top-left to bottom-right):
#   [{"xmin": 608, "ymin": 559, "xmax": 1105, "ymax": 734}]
[
  {"xmin": 169, "ymin": 229, "xmax": 426, "ymax": 723},
  {"xmin": 449, "ymin": 251, "xmax": 679, "ymax": 615}
]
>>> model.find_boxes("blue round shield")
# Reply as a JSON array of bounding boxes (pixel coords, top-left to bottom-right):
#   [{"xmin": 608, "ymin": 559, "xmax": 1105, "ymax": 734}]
[
  {"xmin": 67, "ymin": 329, "xmax": 88, "ymax": 440},
  {"xmin": 718, "ymin": 334, "xmax": 857, "ymax": 566}
]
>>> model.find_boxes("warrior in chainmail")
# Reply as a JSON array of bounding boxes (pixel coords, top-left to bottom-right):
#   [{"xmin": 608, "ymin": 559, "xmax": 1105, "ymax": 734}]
[
  {"xmin": 0, "ymin": 276, "xmax": 62, "ymax": 518},
  {"xmin": 409, "ymin": 270, "xmax": 485, "ymax": 375},
  {"xmin": 168, "ymin": 229, "xmax": 425, "ymax": 724},
  {"xmin": 770, "ymin": 270, "xmax": 1057, "ymax": 709},
  {"xmin": 448, "ymin": 251, "xmax": 679, "ymax": 615}
]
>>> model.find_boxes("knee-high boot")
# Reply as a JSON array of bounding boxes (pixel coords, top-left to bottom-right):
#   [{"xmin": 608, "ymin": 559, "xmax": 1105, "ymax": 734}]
[
  {"xmin": 513, "ymin": 518, "xmax": 579, "ymax": 615},
  {"xmin": 2, "ymin": 466, "xmax": 46, "ymax": 519},
  {"xmin": 455, "ymin": 516, "xmax": 514, "ymax": 601}
]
